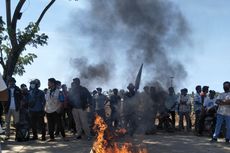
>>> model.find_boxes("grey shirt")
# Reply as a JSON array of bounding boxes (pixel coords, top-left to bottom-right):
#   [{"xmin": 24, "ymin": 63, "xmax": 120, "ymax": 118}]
[{"xmin": 95, "ymin": 94, "xmax": 107, "ymax": 110}]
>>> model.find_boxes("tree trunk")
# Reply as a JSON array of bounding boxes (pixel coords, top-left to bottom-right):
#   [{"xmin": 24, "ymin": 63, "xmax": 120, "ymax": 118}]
[{"xmin": 3, "ymin": 46, "xmax": 22, "ymax": 81}]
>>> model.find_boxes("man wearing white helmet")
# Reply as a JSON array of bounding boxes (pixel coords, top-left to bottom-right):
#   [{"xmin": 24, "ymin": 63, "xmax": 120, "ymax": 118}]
[{"xmin": 28, "ymin": 79, "xmax": 46, "ymax": 141}]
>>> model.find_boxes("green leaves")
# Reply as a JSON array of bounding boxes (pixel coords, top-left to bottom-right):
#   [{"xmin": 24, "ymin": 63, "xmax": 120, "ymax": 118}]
[
  {"xmin": 0, "ymin": 17, "xmax": 5, "ymax": 32},
  {"xmin": 14, "ymin": 53, "xmax": 38, "ymax": 76},
  {"xmin": 0, "ymin": 16, "xmax": 6, "ymax": 44},
  {"xmin": 17, "ymin": 22, "xmax": 49, "ymax": 48},
  {"xmin": 0, "ymin": 19, "xmax": 48, "ymax": 76}
]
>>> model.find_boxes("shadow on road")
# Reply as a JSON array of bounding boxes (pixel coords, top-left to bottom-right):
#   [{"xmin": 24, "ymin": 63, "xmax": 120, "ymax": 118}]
[{"xmin": 1, "ymin": 132, "xmax": 230, "ymax": 153}]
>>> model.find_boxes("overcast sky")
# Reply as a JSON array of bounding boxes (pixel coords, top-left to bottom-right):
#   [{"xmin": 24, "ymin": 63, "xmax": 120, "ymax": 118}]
[{"xmin": 1, "ymin": 0, "xmax": 230, "ymax": 93}]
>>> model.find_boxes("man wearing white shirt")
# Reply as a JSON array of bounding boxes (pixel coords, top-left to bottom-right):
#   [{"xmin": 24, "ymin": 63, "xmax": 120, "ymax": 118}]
[
  {"xmin": 165, "ymin": 87, "xmax": 177, "ymax": 128},
  {"xmin": 178, "ymin": 88, "xmax": 191, "ymax": 131},
  {"xmin": 4, "ymin": 77, "xmax": 22, "ymax": 140},
  {"xmin": 203, "ymin": 90, "xmax": 217, "ymax": 112},
  {"xmin": 198, "ymin": 90, "xmax": 217, "ymax": 135},
  {"xmin": 211, "ymin": 81, "xmax": 230, "ymax": 143},
  {"xmin": 45, "ymin": 78, "xmax": 62, "ymax": 141}
]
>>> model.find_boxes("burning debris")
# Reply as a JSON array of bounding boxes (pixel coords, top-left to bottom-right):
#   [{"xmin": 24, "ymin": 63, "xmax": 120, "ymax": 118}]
[{"xmin": 91, "ymin": 114, "xmax": 148, "ymax": 153}]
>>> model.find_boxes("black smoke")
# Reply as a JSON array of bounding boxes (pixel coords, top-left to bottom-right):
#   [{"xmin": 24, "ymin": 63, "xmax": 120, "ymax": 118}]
[
  {"xmin": 67, "ymin": 0, "xmax": 190, "ymax": 90},
  {"xmin": 71, "ymin": 57, "xmax": 113, "ymax": 89}
]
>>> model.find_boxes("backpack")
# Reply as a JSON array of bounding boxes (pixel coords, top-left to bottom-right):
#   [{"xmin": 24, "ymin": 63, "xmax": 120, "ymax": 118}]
[
  {"xmin": 15, "ymin": 122, "xmax": 30, "ymax": 142},
  {"xmin": 15, "ymin": 109, "xmax": 30, "ymax": 142}
]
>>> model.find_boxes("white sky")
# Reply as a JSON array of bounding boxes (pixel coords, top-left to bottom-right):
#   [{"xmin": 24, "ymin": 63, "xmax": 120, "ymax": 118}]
[{"xmin": 0, "ymin": 0, "xmax": 230, "ymax": 93}]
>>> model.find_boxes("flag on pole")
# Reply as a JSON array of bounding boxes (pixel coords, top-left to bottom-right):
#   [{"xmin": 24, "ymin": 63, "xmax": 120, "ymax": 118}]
[{"xmin": 134, "ymin": 63, "xmax": 143, "ymax": 92}]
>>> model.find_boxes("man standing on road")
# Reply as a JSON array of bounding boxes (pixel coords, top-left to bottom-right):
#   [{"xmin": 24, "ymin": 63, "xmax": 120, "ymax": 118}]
[
  {"xmin": 165, "ymin": 87, "xmax": 177, "ymax": 128},
  {"xmin": 45, "ymin": 78, "xmax": 64, "ymax": 141},
  {"xmin": 193, "ymin": 85, "xmax": 202, "ymax": 134},
  {"xmin": 94, "ymin": 87, "xmax": 107, "ymax": 121},
  {"xmin": 211, "ymin": 81, "xmax": 230, "ymax": 143},
  {"xmin": 178, "ymin": 88, "xmax": 191, "ymax": 131},
  {"xmin": 109, "ymin": 88, "xmax": 121, "ymax": 128},
  {"xmin": 28, "ymin": 79, "xmax": 46, "ymax": 141},
  {"xmin": 69, "ymin": 78, "xmax": 92, "ymax": 140},
  {"xmin": 4, "ymin": 77, "xmax": 22, "ymax": 140}
]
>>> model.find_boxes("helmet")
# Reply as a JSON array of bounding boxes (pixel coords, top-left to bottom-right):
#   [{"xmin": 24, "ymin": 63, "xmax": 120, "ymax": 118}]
[{"xmin": 20, "ymin": 83, "xmax": 27, "ymax": 89}]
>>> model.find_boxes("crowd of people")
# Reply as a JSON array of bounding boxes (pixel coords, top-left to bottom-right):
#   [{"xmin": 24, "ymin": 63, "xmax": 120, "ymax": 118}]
[{"xmin": 0, "ymin": 76, "xmax": 229, "ymax": 145}]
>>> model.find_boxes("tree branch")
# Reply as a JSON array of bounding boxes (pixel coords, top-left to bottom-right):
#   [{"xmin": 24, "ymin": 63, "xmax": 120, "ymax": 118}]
[
  {"xmin": 17, "ymin": 0, "xmax": 56, "ymax": 58},
  {"xmin": 36, "ymin": 0, "xmax": 56, "ymax": 26},
  {"xmin": 5, "ymin": 0, "xmax": 11, "ymax": 27},
  {"xmin": 9, "ymin": 0, "xmax": 26, "ymax": 48},
  {"xmin": 11, "ymin": 0, "xmax": 26, "ymax": 30}
]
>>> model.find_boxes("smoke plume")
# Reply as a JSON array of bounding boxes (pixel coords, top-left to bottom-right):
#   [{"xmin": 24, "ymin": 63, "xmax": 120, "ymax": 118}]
[
  {"xmin": 67, "ymin": 0, "xmax": 190, "ymax": 90},
  {"xmin": 71, "ymin": 57, "xmax": 113, "ymax": 89}
]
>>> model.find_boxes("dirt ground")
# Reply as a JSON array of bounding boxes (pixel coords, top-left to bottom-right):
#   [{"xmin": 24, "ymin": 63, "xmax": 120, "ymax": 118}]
[{"xmin": 1, "ymin": 131, "xmax": 230, "ymax": 153}]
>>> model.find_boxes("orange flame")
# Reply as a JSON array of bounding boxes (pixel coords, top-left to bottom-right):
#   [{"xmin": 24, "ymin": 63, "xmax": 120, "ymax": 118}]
[{"xmin": 92, "ymin": 114, "xmax": 148, "ymax": 153}]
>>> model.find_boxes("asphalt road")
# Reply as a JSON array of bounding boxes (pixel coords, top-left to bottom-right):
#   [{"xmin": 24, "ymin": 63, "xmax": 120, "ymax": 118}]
[{"xmin": 1, "ymin": 131, "xmax": 230, "ymax": 153}]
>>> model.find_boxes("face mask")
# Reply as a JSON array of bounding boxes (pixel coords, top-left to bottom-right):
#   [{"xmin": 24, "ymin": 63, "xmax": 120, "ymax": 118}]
[{"xmin": 30, "ymin": 84, "xmax": 36, "ymax": 89}]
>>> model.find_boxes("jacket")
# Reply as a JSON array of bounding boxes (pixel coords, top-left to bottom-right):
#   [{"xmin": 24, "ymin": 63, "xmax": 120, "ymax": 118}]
[
  {"xmin": 28, "ymin": 89, "xmax": 46, "ymax": 112},
  {"xmin": 5, "ymin": 86, "xmax": 22, "ymax": 113},
  {"xmin": 69, "ymin": 85, "xmax": 92, "ymax": 110}
]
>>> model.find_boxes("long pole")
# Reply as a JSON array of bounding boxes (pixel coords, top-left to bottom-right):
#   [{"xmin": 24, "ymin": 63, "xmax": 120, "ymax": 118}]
[{"xmin": 170, "ymin": 76, "xmax": 174, "ymax": 87}]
